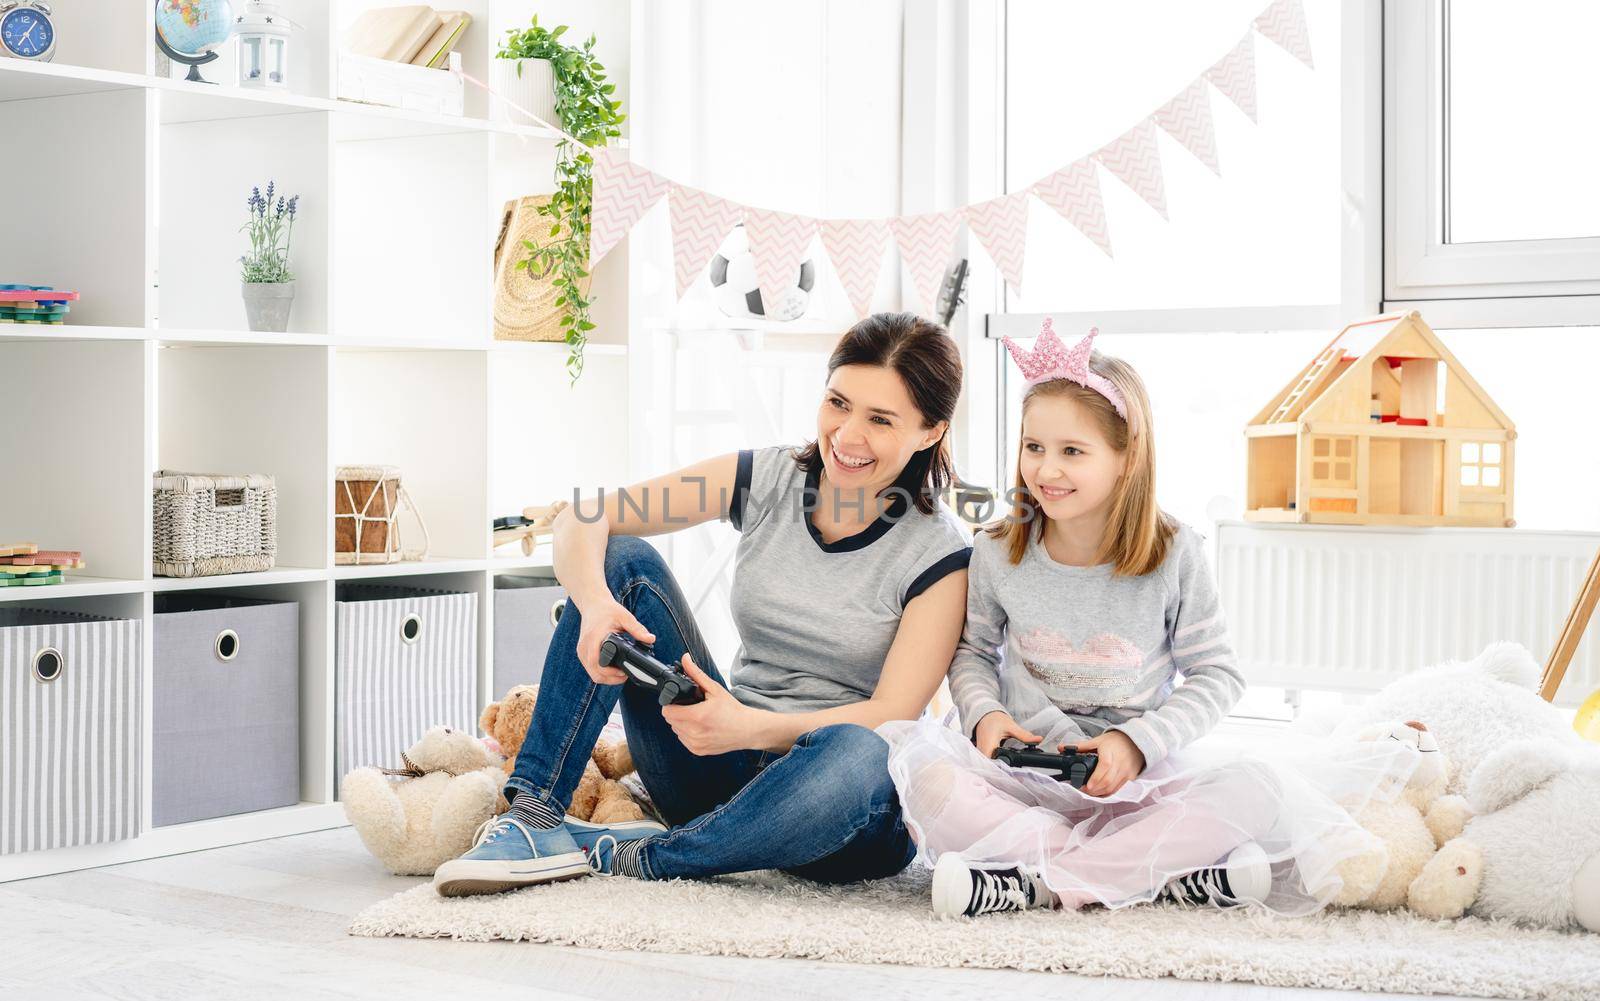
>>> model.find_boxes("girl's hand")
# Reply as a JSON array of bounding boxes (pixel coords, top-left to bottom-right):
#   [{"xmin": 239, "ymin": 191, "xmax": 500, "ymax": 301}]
[
  {"xmin": 974, "ymin": 710, "xmax": 1043, "ymax": 758},
  {"xmin": 574, "ymin": 598, "xmax": 655, "ymax": 685},
  {"xmin": 1072, "ymin": 730, "xmax": 1145, "ymax": 797},
  {"xmin": 662, "ymin": 655, "xmax": 761, "ymax": 756}
]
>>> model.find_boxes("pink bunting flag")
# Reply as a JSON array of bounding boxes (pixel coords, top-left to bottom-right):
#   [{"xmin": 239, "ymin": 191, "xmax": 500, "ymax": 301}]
[
  {"xmin": 1254, "ymin": 0, "xmax": 1314, "ymax": 69},
  {"xmin": 818, "ymin": 218, "xmax": 890, "ymax": 319},
  {"xmin": 964, "ymin": 191, "xmax": 1031, "ymax": 295},
  {"xmin": 1153, "ymin": 78, "xmax": 1222, "ymax": 175},
  {"xmin": 744, "ymin": 208, "xmax": 819, "ymax": 316},
  {"xmin": 1094, "ymin": 120, "xmax": 1168, "ymax": 220},
  {"xmin": 668, "ymin": 185, "xmax": 744, "ymax": 299},
  {"xmin": 1206, "ymin": 33, "xmax": 1258, "ymax": 122},
  {"xmin": 589, "ymin": 148, "xmax": 670, "ymax": 267},
  {"xmin": 1031, "ymin": 158, "xmax": 1112, "ymax": 258},
  {"xmin": 889, "ymin": 211, "xmax": 962, "ymax": 316}
]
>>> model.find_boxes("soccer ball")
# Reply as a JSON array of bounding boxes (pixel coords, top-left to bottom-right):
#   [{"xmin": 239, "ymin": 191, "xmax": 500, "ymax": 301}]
[{"xmin": 707, "ymin": 224, "xmax": 816, "ymax": 322}]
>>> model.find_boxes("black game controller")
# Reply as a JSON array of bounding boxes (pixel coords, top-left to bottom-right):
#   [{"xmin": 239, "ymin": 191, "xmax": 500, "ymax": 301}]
[
  {"xmin": 993, "ymin": 739, "xmax": 1098, "ymax": 789},
  {"xmin": 597, "ymin": 632, "xmax": 705, "ymax": 706}
]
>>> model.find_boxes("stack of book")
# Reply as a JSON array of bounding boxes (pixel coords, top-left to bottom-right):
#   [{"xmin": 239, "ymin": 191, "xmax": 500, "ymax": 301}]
[
  {"xmin": 343, "ymin": 6, "xmax": 471, "ymax": 69},
  {"xmin": 0, "ymin": 544, "xmax": 85, "ymax": 587},
  {"xmin": 0, "ymin": 285, "xmax": 78, "ymax": 325}
]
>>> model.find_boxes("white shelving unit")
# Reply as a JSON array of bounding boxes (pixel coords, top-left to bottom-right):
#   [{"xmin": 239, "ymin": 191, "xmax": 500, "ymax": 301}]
[{"xmin": 0, "ymin": 1, "xmax": 631, "ymax": 881}]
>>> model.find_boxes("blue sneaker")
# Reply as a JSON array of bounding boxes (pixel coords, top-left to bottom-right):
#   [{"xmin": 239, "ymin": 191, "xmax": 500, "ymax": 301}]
[
  {"xmin": 432, "ymin": 815, "xmax": 590, "ymax": 897},
  {"xmin": 564, "ymin": 816, "xmax": 668, "ymax": 876}
]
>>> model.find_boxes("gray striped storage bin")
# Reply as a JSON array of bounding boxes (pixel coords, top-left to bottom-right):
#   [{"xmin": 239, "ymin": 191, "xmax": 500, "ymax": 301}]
[
  {"xmin": 335, "ymin": 583, "xmax": 477, "ymax": 792},
  {"xmin": 1, "ymin": 608, "xmax": 142, "ymax": 855},
  {"xmin": 492, "ymin": 574, "xmax": 567, "ymax": 697},
  {"xmin": 152, "ymin": 594, "xmax": 300, "ymax": 827}
]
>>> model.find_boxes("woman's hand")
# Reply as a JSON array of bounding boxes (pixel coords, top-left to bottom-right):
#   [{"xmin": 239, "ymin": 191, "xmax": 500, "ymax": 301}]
[
  {"xmin": 973, "ymin": 710, "xmax": 1043, "ymax": 758},
  {"xmin": 662, "ymin": 655, "xmax": 764, "ymax": 756},
  {"xmin": 574, "ymin": 598, "xmax": 655, "ymax": 686},
  {"xmin": 1073, "ymin": 730, "xmax": 1145, "ymax": 797}
]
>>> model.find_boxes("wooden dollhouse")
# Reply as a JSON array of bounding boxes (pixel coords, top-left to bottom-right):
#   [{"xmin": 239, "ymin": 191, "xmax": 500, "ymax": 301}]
[{"xmin": 1244, "ymin": 312, "xmax": 1515, "ymax": 527}]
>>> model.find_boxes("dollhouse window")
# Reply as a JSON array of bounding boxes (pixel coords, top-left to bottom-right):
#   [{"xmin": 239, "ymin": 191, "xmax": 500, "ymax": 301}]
[
  {"xmin": 1311, "ymin": 435, "xmax": 1356, "ymax": 488},
  {"xmin": 1460, "ymin": 441, "xmax": 1503, "ymax": 488}
]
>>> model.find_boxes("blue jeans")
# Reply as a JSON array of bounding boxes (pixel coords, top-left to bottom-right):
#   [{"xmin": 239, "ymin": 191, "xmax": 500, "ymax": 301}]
[{"xmin": 504, "ymin": 536, "xmax": 916, "ymax": 883}]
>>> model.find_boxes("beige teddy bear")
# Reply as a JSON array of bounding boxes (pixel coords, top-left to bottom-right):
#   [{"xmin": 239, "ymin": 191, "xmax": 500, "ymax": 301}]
[
  {"xmin": 480, "ymin": 684, "xmax": 646, "ymax": 824},
  {"xmin": 341, "ymin": 725, "xmax": 506, "ymax": 876},
  {"xmin": 1333, "ymin": 719, "xmax": 1471, "ymax": 911}
]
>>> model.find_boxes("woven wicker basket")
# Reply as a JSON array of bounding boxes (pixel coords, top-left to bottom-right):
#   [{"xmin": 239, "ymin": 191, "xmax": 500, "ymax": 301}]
[
  {"xmin": 152, "ymin": 471, "xmax": 278, "ymax": 577},
  {"xmin": 492, "ymin": 195, "xmax": 588, "ymax": 343}
]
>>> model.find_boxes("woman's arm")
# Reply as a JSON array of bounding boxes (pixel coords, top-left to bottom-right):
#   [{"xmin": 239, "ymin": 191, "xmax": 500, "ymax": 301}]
[
  {"xmin": 555, "ymin": 452, "xmax": 740, "ymax": 682},
  {"xmin": 664, "ymin": 570, "xmax": 969, "ymax": 755}
]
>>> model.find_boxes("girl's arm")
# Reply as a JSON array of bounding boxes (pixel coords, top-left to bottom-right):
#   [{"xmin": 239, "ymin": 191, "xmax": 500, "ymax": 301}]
[
  {"xmin": 666, "ymin": 569, "xmax": 969, "ymax": 754},
  {"xmin": 1109, "ymin": 531, "xmax": 1246, "ymax": 768}
]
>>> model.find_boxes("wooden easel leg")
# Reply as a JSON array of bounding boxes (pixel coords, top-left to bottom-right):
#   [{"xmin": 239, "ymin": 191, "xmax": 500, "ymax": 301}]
[{"xmin": 1542, "ymin": 544, "xmax": 1600, "ymax": 702}]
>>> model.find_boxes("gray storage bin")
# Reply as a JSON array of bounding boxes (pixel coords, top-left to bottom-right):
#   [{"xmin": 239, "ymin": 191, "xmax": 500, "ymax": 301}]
[
  {"xmin": 1, "ymin": 607, "xmax": 142, "ymax": 855},
  {"xmin": 152, "ymin": 594, "xmax": 300, "ymax": 827},
  {"xmin": 335, "ymin": 583, "xmax": 477, "ymax": 790},
  {"xmin": 492, "ymin": 573, "xmax": 567, "ymax": 696}
]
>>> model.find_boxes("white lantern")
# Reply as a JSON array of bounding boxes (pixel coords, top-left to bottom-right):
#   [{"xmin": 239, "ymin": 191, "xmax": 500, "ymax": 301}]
[{"xmin": 234, "ymin": 0, "xmax": 292, "ymax": 90}]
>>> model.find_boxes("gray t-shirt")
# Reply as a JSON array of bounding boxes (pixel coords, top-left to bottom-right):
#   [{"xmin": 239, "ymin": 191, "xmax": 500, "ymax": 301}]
[{"xmin": 724, "ymin": 446, "xmax": 972, "ymax": 713}]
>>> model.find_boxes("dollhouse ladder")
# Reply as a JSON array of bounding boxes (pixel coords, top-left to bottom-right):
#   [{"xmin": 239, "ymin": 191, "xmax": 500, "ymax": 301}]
[{"xmin": 1269, "ymin": 345, "xmax": 1343, "ymax": 424}]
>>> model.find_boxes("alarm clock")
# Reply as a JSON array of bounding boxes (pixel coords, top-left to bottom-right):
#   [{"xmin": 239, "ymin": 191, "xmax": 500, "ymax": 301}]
[{"xmin": 0, "ymin": 1, "xmax": 55, "ymax": 61}]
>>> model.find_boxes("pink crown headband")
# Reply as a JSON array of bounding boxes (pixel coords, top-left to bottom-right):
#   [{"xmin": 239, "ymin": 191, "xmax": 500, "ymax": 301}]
[{"xmin": 1001, "ymin": 319, "xmax": 1128, "ymax": 420}]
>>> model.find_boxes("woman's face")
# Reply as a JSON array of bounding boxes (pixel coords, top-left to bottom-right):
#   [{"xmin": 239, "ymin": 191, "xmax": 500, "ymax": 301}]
[
  {"xmin": 816, "ymin": 363, "xmax": 946, "ymax": 498},
  {"xmin": 1017, "ymin": 393, "xmax": 1126, "ymax": 525}
]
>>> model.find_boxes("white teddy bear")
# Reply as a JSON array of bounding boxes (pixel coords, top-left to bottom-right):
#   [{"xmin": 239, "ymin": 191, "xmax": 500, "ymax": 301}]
[
  {"xmin": 1411, "ymin": 738, "xmax": 1600, "ymax": 932},
  {"xmin": 341, "ymin": 725, "xmax": 506, "ymax": 876}
]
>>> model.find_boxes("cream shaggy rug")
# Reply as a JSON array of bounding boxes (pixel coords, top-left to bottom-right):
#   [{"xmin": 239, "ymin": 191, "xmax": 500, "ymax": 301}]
[{"xmin": 349, "ymin": 868, "xmax": 1600, "ymax": 999}]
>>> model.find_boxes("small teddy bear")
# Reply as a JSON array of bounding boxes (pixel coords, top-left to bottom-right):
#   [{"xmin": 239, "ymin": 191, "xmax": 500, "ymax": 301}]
[
  {"xmin": 1332, "ymin": 720, "xmax": 1469, "ymax": 911},
  {"xmin": 1410, "ymin": 738, "xmax": 1600, "ymax": 932},
  {"xmin": 480, "ymin": 684, "xmax": 647, "ymax": 825},
  {"xmin": 341, "ymin": 725, "xmax": 506, "ymax": 876}
]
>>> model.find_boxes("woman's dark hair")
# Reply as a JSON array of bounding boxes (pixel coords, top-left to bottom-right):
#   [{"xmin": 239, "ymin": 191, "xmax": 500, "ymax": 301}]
[{"xmin": 793, "ymin": 311, "xmax": 962, "ymax": 515}]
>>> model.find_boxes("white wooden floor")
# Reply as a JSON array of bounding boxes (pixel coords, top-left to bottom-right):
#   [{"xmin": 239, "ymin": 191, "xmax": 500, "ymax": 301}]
[{"xmin": 0, "ymin": 822, "xmax": 1476, "ymax": 1001}]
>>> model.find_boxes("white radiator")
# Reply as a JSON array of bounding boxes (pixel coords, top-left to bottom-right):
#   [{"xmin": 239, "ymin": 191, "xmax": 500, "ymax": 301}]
[{"xmin": 1213, "ymin": 521, "xmax": 1600, "ymax": 706}]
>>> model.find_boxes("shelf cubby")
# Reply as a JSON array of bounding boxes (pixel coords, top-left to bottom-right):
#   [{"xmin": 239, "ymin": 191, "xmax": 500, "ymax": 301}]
[
  {"xmin": 153, "ymin": 0, "xmax": 333, "ymax": 99},
  {"xmin": 157, "ymin": 101, "xmax": 331, "ymax": 335},
  {"xmin": 0, "ymin": 339, "xmax": 149, "ymax": 584},
  {"xmin": 34, "ymin": 0, "xmax": 148, "ymax": 75},
  {"xmin": 155, "ymin": 342, "xmax": 332, "ymax": 573},
  {"xmin": 333, "ymin": 347, "xmax": 489, "ymax": 561}
]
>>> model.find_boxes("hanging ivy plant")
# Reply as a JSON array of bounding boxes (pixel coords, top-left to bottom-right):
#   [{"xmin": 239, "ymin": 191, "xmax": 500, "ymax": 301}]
[{"xmin": 497, "ymin": 17, "xmax": 626, "ymax": 382}]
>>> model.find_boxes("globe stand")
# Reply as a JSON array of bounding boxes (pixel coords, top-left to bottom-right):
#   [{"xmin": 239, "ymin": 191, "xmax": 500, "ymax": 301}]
[{"xmin": 154, "ymin": 18, "xmax": 221, "ymax": 84}]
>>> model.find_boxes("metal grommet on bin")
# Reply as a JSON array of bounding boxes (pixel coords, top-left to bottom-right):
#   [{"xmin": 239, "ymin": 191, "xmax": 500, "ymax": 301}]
[
  {"xmin": 32, "ymin": 646, "xmax": 63, "ymax": 683},
  {"xmin": 214, "ymin": 629, "xmax": 240, "ymax": 662},
  {"xmin": 549, "ymin": 600, "xmax": 564, "ymax": 627},
  {"xmin": 400, "ymin": 612, "xmax": 422, "ymax": 644}
]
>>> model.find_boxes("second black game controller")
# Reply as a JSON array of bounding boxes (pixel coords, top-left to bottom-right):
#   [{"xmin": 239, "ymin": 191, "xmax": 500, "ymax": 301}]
[
  {"xmin": 597, "ymin": 632, "xmax": 705, "ymax": 706},
  {"xmin": 993, "ymin": 740, "xmax": 1098, "ymax": 789}
]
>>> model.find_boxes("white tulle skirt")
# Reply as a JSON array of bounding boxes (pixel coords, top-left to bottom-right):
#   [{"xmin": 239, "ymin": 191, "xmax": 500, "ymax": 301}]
[{"xmin": 879, "ymin": 719, "xmax": 1419, "ymax": 916}]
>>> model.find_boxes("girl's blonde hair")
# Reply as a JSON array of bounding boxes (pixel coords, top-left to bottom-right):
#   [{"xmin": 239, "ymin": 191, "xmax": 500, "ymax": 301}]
[{"xmin": 986, "ymin": 351, "xmax": 1175, "ymax": 575}]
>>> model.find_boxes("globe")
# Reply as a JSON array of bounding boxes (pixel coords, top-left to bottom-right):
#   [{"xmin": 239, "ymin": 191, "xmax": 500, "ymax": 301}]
[{"xmin": 155, "ymin": 0, "xmax": 233, "ymax": 82}]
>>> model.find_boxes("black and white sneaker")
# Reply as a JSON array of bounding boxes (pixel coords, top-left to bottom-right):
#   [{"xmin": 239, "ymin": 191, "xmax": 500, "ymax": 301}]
[
  {"xmin": 1156, "ymin": 842, "xmax": 1271, "ymax": 908},
  {"xmin": 932, "ymin": 852, "xmax": 1055, "ymax": 917}
]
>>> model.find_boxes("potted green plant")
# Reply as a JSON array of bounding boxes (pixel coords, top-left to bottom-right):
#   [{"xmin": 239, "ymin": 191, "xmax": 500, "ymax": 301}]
[
  {"xmin": 240, "ymin": 181, "xmax": 298, "ymax": 333},
  {"xmin": 495, "ymin": 17, "xmax": 625, "ymax": 381}
]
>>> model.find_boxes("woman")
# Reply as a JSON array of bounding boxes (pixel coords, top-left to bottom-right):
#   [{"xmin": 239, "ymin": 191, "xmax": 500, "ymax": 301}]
[{"xmin": 434, "ymin": 312, "xmax": 974, "ymax": 896}]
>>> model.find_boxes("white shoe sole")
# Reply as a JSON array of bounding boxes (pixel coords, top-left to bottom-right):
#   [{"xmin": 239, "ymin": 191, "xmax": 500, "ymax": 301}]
[
  {"xmin": 563, "ymin": 816, "xmax": 669, "ymax": 836},
  {"xmin": 1224, "ymin": 842, "xmax": 1272, "ymax": 905},
  {"xmin": 432, "ymin": 850, "xmax": 590, "ymax": 897},
  {"xmin": 931, "ymin": 852, "xmax": 975, "ymax": 917}
]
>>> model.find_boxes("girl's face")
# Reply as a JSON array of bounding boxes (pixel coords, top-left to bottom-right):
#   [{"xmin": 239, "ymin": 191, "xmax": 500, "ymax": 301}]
[
  {"xmin": 816, "ymin": 363, "xmax": 946, "ymax": 498},
  {"xmin": 1018, "ymin": 393, "xmax": 1127, "ymax": 525}
]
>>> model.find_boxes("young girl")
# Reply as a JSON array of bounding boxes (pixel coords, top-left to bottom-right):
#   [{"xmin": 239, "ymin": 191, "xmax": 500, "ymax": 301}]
[{"xmin": 880, "ymin": 319, "xmax": 1413, "ymax": 918}]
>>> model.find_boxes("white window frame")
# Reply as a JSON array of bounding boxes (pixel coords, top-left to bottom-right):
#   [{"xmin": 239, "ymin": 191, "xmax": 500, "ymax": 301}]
[
  {"xmin": 1384, "ymin": 0, "xmax": 1600, "ymax": 326},
  {"xmin": 967, "ymin": 0, "xmax": 1383, "ymax": 487}
]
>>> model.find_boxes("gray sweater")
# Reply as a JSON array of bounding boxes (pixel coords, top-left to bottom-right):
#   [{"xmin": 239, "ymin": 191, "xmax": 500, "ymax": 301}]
[{"xmin": 947, "ymin": 522, "xmax": 1244, "ymax": 767}]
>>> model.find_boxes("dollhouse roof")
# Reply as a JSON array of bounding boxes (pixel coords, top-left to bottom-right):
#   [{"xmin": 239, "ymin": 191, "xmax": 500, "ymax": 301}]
[{"xmin": 1248, "ymin": 311, "xmax": 1513, "ymax": 430}]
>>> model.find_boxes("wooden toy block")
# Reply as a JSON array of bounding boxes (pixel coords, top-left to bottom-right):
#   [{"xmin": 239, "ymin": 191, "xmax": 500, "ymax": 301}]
[{"xmin": 0, "ymin": 544, "xmax": 39, "ymax": 556}]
